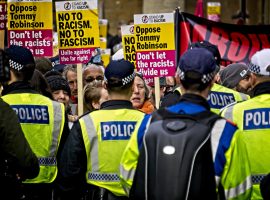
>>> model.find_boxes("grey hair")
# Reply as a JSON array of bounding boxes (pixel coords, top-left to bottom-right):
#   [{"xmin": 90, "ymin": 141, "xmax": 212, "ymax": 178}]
[
  {"xmin": 62, "ymin": 65, "xmax": 77, "ymax": 79},
  {"xmin": 83, "ymin": 63, "xmax": 105, "ymax": 73}
]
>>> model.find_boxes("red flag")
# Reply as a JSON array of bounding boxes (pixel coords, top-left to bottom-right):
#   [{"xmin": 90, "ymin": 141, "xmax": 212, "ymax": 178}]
[{"xmin": 194, "ymin": 0, "xmax": 204, "ymax": 17}]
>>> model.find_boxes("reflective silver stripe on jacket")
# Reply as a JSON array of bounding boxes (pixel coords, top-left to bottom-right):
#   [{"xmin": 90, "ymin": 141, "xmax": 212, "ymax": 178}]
[
  {"xmin": 88, "ymin": 172, "xmax": 120, "ymax": 182},
  {"xmin": 38, "ymin": 157, "xmax": 56, "ymax": 166},
  {"xmin": 50, "ymin": 101, "xmax": 63, "ymax": 157},
  {"xmin": 83, "ymin": 115, "xmax": 99, "ymax": 171},
  {"xmin": 210, "ymin": 119, "xmax": 226, "ymax": 174},
  {"xmin": 119, "ymin": 165, "xmax": 136, "ymax": 183},
  {"xmin": 252, "ymin": 174, "xmax": 266, "ymax": 184},
  {"xmin": 239, "ymin": 92, "xmax": 249, "ymax": 101},
  {"xmin": 225, "ymin": 176, "xmax": 252, "ymax": 199},
  {"xmin": 223, "ymin": 105, "xmax": 234, "ymax": 121}
]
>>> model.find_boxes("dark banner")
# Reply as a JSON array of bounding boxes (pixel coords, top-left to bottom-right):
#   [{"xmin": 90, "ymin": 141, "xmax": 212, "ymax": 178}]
[{"xmin": 177, "ymin": 12, "xmax": 270, "ymax": 66}]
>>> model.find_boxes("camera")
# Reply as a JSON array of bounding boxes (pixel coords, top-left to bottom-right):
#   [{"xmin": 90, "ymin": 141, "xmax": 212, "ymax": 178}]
[{"xmin": 0, "ymin": 49, "xmax": 10, "ymax": 82}]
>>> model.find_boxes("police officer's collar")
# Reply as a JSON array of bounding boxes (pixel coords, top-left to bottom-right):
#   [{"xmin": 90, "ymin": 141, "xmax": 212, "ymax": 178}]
[
  {"xmin": 2, "ymin": 81, "xmax": 37, "ymax": 96},
  {"xmin": 252, "ymin": 81, "xmax": 270, "ymax": 97},
  {"xmin": 100, "ymin": 100, "xmax": 134, "ymax": 110}
]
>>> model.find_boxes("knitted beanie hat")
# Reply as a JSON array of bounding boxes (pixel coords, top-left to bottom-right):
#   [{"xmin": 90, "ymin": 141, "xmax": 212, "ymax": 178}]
[{"xmin": 46, "ymin": 75, "xmax": 71, "ymax": 97}]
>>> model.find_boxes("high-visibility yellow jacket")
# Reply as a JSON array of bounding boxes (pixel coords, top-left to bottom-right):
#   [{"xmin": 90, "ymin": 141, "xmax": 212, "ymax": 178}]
[
  {"xmin": 120, "ymin": 95, "xmax": 252, "ymax": 199},
  {"xmin": 174, "ymin": 83, "xmax": 249, "ymax": 114},
  {"xmin": 2, "ymin": 93, "xmax": 65, "ymax": 183},
  {"xmin": 222, "ymin": 93, "xmax": 270, "ymax": 199},
  {"xmin": 79, "ymin": 108, "xmax": 145, "ymax": 196},
  {"xmin": 209, "ymin": 83, "xmax": 249, "ymax": 114}
]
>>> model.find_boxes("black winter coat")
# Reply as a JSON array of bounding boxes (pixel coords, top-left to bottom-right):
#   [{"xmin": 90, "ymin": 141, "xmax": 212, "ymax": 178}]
[{"xmin": 0, "ymin": 98, "xmax": 39, "ymax": 198}]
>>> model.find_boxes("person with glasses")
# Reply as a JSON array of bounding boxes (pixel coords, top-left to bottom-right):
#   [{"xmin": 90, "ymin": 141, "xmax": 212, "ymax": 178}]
[{"xmin": 82, "ymin": 63, "xmax": 105, "ymax": 86}]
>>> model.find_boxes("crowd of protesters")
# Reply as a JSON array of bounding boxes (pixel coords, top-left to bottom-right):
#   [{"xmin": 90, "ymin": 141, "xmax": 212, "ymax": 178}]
[{"xmin": 1, "ymin": 38, "xmax": 270, "ymax": 200}]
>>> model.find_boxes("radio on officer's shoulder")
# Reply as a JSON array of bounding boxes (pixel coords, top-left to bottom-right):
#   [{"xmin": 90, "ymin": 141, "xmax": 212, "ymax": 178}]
[{"xmin": 0, "ymin": 49, "xmax": 10, "ymax": 82}]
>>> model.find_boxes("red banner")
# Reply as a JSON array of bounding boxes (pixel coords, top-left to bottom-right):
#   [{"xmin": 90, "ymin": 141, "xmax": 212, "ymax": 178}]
[{"xmin": 178, "ymin": 12, "xmax": 270, "ymax": 66}]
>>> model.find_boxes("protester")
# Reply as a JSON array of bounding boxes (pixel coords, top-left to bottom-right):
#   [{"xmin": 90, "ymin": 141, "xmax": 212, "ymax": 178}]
[
  {"xmin": 158, "ymin": 77, "xmax": 167, "ymax": 100},
  {"xmin": 30, "ymin": 69, "xmax": 53, "ymax": 99},
  {"xmin": 159, "ymin": 76, "xmax": 176, "ymax": 101},
  {"xmin": 83, "ymin": 81, "xmax": 109, "ymax": 113},
  {"xmin": 46, "ymin": 73, "xmax": 78, "ymax": 124},
  {"xmin": 165, "ymin": 76, "xmax": 176, "ymax": 92},
  {"xmin": 58, "ymin": 59, "xmax": 145, "ymax": 200},
  {"xmin": 47, "ymin": 75, "xmax": 71, "ymax": 106},
  {"xmin": 159, "ymin": 69, "xmax": 181, "ymax": 108},
  {"xmin": 131, "ymin": 72, "xmax": 155, "ymax": 114},
  {"xmin": 0, "ymin": 97, "xmax": 39, "ymax": 200},
  {"xmin": 1, "ymin": 45, "xmax": 70, "ymax": 200},
  {"xmin": 219, "ymin": 63, "xmax": 252, "ymax": 94},
  {"xmin": 35, "ymin": 57, "xmax": 53, "ymax": 74},
  {"xmin": 63, "ymin": 65, "xmax": 78, "ymax": 104},
  {"xmin": 221, "ymin": 48, "xmax": 270, "ymax": 199},
  {"xmin": 120, "ymin": 48, "xmax": 252, "ymax": 199},
  {"xmin": 82, "ymin": 63, "xmax": 104, "ymax": 86}
]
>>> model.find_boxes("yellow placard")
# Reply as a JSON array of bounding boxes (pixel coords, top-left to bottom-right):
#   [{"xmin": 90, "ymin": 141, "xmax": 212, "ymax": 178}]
[
  {"xmin": 134, "ymin": 23, "xmax": 175, "ymax": 52},
  {"xmin": 121, "ymin": 25, "xmax": 135, "ymax": 67},
  {"xmin": 101, "ymin": 48, "xmax": 111, "ymax": 67},
  {"xmin": 99, "ymin": 37, "xmax": 107, "ymax": 49},
  {"xmin": 99, "ymin": 19, "xmax": 108, "ymax": 37},
  {"xmin": 56, "ymin": 9, "xmax": 100, "ymax": 49},
  {"xmin": 207, "ymin": 2, "xmax": 221, "ymax": 15},
  {"xmin": 122, "ymin": 35, "xmax": 135, "ymax": 66},
  {"xmin": 8, "ymin": 2, "xmax": 52, "ymax": 30},
  {"xmin": 133, "ymin": 13, "xmax": 176, "ymax": 81}
]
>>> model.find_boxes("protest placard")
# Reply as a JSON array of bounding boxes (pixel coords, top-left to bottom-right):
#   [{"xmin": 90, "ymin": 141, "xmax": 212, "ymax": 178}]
[
  {"xmin": 55, "ymin": 0, "xmax": 100, "ymax": 64},
  {"xmin": 121, "ymin": 25, "xmax": 136, "ymax": 67},
  {"xmin": 100, "ymin": 37, "xmax": 107, "ymax": 49},
  {"xmin": 7, "ymin": 0, "xmax": 53, "ymax": 56},
  {"xmin": 0, "ymin": 1, "xmax": 6, "ymax": 30},
  {"xmin": 101, "ymin": 48, "xmax": 111, "ymax": 67},
  {"xmin": 99, "ymin": 19, "xmax": 108, "ymax": 38},
  {"xmin": 207, "ymin": 2, "xmax": 221, "ymax": 22},
  {"xmin": 134, "ymin": 13, "xmax": 176, "ymax": 86}
]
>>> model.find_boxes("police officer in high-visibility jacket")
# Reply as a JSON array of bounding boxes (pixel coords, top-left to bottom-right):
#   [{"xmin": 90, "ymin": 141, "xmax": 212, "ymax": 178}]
[
  {"xmin": 58, "ymin": 59, "xmax": 145, "ymax": 199},
  {"xmin": 209, "ymin": 83, "xmax": 249, "ymax": 114},
  {"xmin": 222, "ymin": 48, "xmax": 270, "ymax": 199},
  {"xmin": 167, "ymin": 83, "xmax": 249, "ymax": 114},
  {"xmin": 120, "ymin": 48, "xmax": 252, "ymax": 200},
  {"xmin": 1, "ymin": 45, "xmax": 69, "ymax": 200},
  {"xmin": 160, "ymin": 41, "xmax": 249, "ymax": 112}
]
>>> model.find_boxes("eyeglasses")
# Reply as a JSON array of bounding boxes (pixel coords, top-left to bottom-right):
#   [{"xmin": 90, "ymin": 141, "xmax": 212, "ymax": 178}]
[{"xmin": 85, "ymin": 76, "xmax": 104, "ymax": 83}]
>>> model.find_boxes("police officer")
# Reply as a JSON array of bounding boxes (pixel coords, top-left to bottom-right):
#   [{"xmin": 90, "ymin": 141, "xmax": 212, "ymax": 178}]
[
  {"xmin": 160, "ymin": 41, "xmax": 249, "ymax": 114},
  {"xmin": 58, "ymin": 59, "xmax": 145, "ymax": 200},
  {"xmin": 222, "ymin": 48, "xmax": 270, "ymax": 199},
  {"xmin": 0, "ymin": 97, "xmax": 39, "ymax": 200},
  {"xmin": 169, "ymin": 82, "xmax": 249, "ymax": 114},
  {"xmin": 209, "ymin": 82, "xmax": 249, "ymax": 114},
  {"xmin": 1, "ymin": 45, "xmax": 69, "ymax": 200},
  {"xmin": 120, "ymin": 48, "xmax": 252, "ymax": 199}
]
